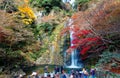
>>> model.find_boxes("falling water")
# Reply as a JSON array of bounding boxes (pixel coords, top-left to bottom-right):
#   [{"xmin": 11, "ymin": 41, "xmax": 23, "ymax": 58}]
[{"xmin": 64, "ymin": 19, "xmax": 83, "ymax": 69}]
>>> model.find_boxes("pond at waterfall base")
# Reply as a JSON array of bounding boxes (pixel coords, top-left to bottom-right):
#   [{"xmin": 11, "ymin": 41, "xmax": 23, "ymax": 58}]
[
  {"xmin": 23, "ymin": 64, "xmax": 83, "ymax": 76},
  {"xmin": 23, "ymin": 65, "xmax": 56, "ymax": 75}
]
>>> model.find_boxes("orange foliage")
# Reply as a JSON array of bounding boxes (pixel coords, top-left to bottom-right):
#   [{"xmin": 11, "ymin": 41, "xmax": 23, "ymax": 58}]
[
  {"xmin": 71, "ymin": 13, "xmax": 79, "ymax": 20},
  {"xmin": 89, "ymin": 0, "xmax": 120, "ymax": 34},
  {"xmin": 71, "ymin": 0, "xmax": 120, "ymax": 34},
  {"xmin": 110, "ymin": 68, "xmax": 120, "ymax": 74}
]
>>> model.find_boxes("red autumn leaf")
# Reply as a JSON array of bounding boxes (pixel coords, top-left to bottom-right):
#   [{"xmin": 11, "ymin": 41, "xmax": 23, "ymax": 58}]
[
  {"xmin": 81, "ymin": 37, "xmax": 100, "ymax": 43},
  {"xmin": 73, "ymin": 32, "xmax": 83, "ymax": 37},
  {"xmin": 80, "ymin": 46, "xmax": 91, "ymax": 55},
  {"xmin": 71, "ymin": 38, "xmax": 80, "ymax": 44}
]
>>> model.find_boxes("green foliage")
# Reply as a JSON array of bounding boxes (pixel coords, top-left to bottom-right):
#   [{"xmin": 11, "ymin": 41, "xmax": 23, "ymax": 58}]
[
  {"xmin": 5, "ymin": 49, "xmax": 21, "ymax": 57},
  {"xmin": 30, "ymin": 23, "xmax": 60, "ymax": 60},
  {"xmin": 96, "ymin": 50, "xmax": 120, "ymax": 67},
  {"xmin": 97, "ymin": 51, "xmax": 113, "ymax": 64},
  {"xmin": 78, "ymin": 0, "xmax": 90, "ymax": 4},
  {"xmin": 0, "ymin": 0, "xmax": 17, "ymax": 12},
  {"xmin": 52, "ymin": 7, "xmax": 61, "ymax": 12},
  {"xmin": 75, "ymin": 0, "xmax": 90, "ymax": 6},
  {"xmin": 34, "ymin": 23, "xmax": 56, "ymax": 38},
  {"xmin": 74, "ymin": 0, "xmax": 90, "ymax": 11},
  {"xmin": 105, "ymin": 34, "xmax": 120, "ymax": 51},
  {"xmin": 40, "ymin": 23, "xmax": 55, "ymax": 34},
  {"xmin": 30, "ymin": 0, "xmax": 62, "ymax": 14},
  {"xmin": 28, "ymin": 47, "xmax": 47, "ymax": 60}
]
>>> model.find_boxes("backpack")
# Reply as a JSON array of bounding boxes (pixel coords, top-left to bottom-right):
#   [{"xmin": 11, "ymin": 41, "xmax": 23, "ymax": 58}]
[
  {"xmin": 91, "ymin": 69, "xmax": 95, "ymax": 75},
  {"xmin": 63, "ymin": 74, "xmax": 67, "ymax": 78}
]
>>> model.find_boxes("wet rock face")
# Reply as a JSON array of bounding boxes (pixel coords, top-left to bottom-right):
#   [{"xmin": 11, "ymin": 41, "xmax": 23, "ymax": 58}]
[{"xmin": 35, "ymin": 51, "xmax": 63, "ymax": 65}]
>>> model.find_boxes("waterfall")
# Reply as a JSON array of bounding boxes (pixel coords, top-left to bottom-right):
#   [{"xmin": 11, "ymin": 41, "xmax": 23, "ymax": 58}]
[{"xmin": 64, "ymin": 18, "xmax": 83, "ymax": 68}]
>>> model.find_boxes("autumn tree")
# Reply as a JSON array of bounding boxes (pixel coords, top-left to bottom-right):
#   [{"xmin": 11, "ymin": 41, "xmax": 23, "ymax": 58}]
[{"xmin": 62, "ymin": 0, "xmax": 120, "ymax": 68}]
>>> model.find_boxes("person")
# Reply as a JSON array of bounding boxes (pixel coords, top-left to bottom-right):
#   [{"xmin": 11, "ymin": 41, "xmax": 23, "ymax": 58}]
[
  {"xmin": 35, "ymin": 74, "xmax": 39, "ymax": 78},
  {"xmin": 75, "ymin": 70, "xmax": 80, "ymax": 78},
  {"xmin": 44, "ymin": 72, "xmax": 48, "ymax": 78},
  {"xmin": 69, "ymin": 70, "xmax": 75, "ymax": 78},
  {"xmin": 41, "ymin": 76, "xmax": 44, "ymax": 78},
  {"xmin": 54, "ymin": 66, "xmax": 59, "ymax": 74},
  {"xmin": 44, "ymin": 66, "xmax": 48, "ymax": 73},
  {"xmin": 90, "ymin": 66, "xmax": 96, "ymax": 78},
  {"xmin": 82, "ymin": 68, "xmax": 89, "ymax": 78},
  {"xmin": 55, "ymin": 72, "xmax": 60, "ymax": 78},
  {"xmin": 31, "ymin": 71, "xmax": 39, "ymax": 78},
  {"xmin": 44, "ymin": 66, "xmax": 48, "ymax": 78},
  {"xmin": 31, "ymin": 71, "xmax": 37, "ymax": 76},
  {"xmin": 47, "ymin": 74, "xmax": 51, "ymax": 78},
  {"xmin": 60, "ymin": 70, "xmax": 67, "ymax": 78},
  {"xmin": 50, "ymin": 72, "xmax": 54, "ymax": 78},
  {"xmin": 18, "ymin": 74, "xmax": 23, "ymax": 78},
  {"xmin": 60, "ymin": 66, "xmax": 63, "ymax": 74},
  {"xmin": 69, "ymin": 73, "xmax": 74, "ymax": 78},
  {"xmin": 79, "ymin": 70, "xmax": 83, "ymax": 78},
  {"xmin": 13, "ymin": 74, "xmax": 23, "ymax": 78}
]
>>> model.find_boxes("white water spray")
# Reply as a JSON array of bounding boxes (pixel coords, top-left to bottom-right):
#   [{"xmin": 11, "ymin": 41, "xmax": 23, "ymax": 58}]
[{"xmin": 64, "ymin": 19, "xmax": 83, "ymax": 68}]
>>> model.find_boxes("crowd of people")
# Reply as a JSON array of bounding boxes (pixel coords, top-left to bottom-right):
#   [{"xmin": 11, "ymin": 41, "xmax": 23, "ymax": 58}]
[{"xmin": 25, "ymin": 66, "xmax": 96, "ymax": 78}]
